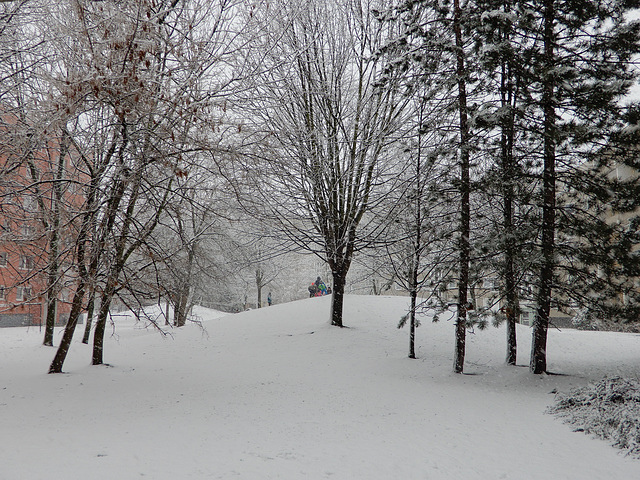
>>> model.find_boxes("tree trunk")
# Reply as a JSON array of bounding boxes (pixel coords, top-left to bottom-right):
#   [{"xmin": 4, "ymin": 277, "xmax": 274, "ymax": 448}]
[
  {"xmin": 256, "ymin": 267, "xmax": 264, "ymax": 308},
  {"xmin": 330, "ymin": 267, "xmax": 347, "ymax": 327},
  {"xmin": 48, "ymin": 179, "xmax": 90, "ymax": 373},
  {"xmin": 175, "ymin": 285, "xmax": 190, "ymax": 327},
  {"xmin": 43, "ymin": 293, "xmax": 57, "ymax": 347},
  {"xmin": 408, "ymin": 225, "xmax": 420, "ymax": 360},
  {"xmin": 453, "ymin": 0, "xmax": 470, "ymax": 374},
  {"xmin": 43, "ymin": 179, "xmax": 62, "ymax": 346},
  {"xmin": 496, "ymin": 0, "xmax": 519, "ymax": 366},
  {"xmin": 175, "ymin": 247, "xmax": 195, "ymax": 326},
  {"xmin": 531, "ymin": 0, "xmax": 556, "ymax": 374},
  {"xmin": 92, "ymin": 285, "xmax": 114, "ymax": 366},
  {"xmin": 409, "ymin": 288, "xmax": 417, "ymax": 359},
  {"xmin": 502, "ymin": 94, "xmax": 518, "ymax": 366},
  {"xmin": 174, "ymin": 297, "xmax": 183, "ymax": 327},
  {"xmin": 27, "ymin": 136, "xmax": 67, "ymax": 347},
  {"xmin": 505, "ymin": 269, "xmax": 518, "ymax": 365},
  {"xmin": 43, "ymin": 227, "xmax": 59, "ymax": 346},
  {"xmin": 81, "ymin": 286, "xmax": 95, "ymax": 344},
  {"xmin": 48, "ymin": 278, "xmax": 85, "ymax": 373}
]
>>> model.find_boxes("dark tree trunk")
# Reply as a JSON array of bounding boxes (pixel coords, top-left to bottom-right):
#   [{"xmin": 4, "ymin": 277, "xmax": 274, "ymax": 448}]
[
  {"xmin": 531, "ymin": 0, "xmax": 556, "ymax": 374},
  {"xmin": 256, "ymin": 266, "xmax": 264, "ymax": 308},
  {"xmin": 501, "ymin": 83, "xmax": 518, "ymax": 366},
  {"xmin": 91, "ymin": 172, "xmax": 127, "ymax": 364},
  {"xmin": 43, "ymin": 292, "xmax": 57, "ymax": 347},
  {"xmin": 81, "ymin": 286, "xmax": 95, "ymax": 344},
  {"xmin": 81, "ymin": 201, "xmax": 99, "ymax": 345},
  {"xmin": 453, "ymin": 0, "xmax": 470, "ymax": 374},
  {"xmin": 43, "ymin": 242, "xmax": 58, "ymax": 347},
  {"xmin": 330, "ymin": 267, "xmax": 347, "ymax": 327},
  {"xmin": 175, "ymin": 248, "xmax": 194, "ymax": 326},
  {"xmin": 48, "ymin": 278, "xmax": 85, "ymax": 373},
  {"xmin": 92, "ymin": 157, "xmax": 158, "ymax": 363},
  {"xmin": 28, "ymin": 135, "xmax": 67, "ymax": 347},
  {"xmin": 43, "ymin": 157, "xmax": 64, "ymax": 346},
  {"xmin": 92, "ymin": 288, "xmax": 113, "ymax": 366},
  {"xmin": 409, "ymin": 288, "xmax": 417, "ymax": 359},
  {"xmin": 408, "ymin": 205, "xmax": 420, "ymax": 360},
  {"xmin": 494, "ymin": 0, "xmax": 519, "ymax": 366},
  {"xmin": 49, "ymin": 208, "xmax": 89, "ymax": 373},
  {"xmin": 174, "ymin": 286, "xmax": 189, "ymax": 327},
  {"xmin": 504, "ymin": 258, "xmax": 518, "ymax": 365}
]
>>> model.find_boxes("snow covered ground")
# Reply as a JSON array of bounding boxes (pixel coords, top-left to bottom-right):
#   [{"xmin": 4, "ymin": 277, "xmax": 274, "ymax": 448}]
[{"xmin": 1, "ymin": 295, "xmax": 639, "ymax": 479}]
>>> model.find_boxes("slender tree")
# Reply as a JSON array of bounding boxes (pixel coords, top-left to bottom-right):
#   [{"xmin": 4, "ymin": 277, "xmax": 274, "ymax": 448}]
[
  {"xmin": 241, "ymin": 0, "xmax": 409, "ymax": 327},
  {"xmin": 45, "ymin": 0, "xmax": 243, "ymax": 371},
  {"xmin": 375, "ymin": 0, "xmax": 484, "ymax": 372},
  {"xmin": 524, "ymin": 0, "xmax": 640, "ymax": 373},
  {"xmin": 473, "ymin": 0, "xmax": 541, "ymax": 365}
]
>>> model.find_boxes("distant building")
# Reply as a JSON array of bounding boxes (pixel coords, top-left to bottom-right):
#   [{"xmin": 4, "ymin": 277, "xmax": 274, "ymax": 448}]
[{"xmin": 0, "ymin": 117, "xmax": 85, "ymax": 327}]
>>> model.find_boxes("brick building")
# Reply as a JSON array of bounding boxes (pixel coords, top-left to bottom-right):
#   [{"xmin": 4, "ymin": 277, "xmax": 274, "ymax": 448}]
[{"xmin": 0, "ymin": 120, "xmax": 84, "ymax": 327}]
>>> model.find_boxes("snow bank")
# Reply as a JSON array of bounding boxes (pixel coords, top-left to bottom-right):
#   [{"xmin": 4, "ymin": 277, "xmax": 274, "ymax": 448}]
[{"xmin": 2, "ymin": 295, "xmax": 640, "ymax": 479}]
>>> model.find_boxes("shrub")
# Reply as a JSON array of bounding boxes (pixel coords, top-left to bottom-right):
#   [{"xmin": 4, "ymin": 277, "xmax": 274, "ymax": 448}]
[{"xmin": 547, "ymin": 376, "xmax": 640, "ymax": 457}]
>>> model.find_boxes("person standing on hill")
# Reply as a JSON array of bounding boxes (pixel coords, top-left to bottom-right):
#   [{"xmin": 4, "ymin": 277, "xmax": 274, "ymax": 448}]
[
  {"xmin": 314, "ymin": 277, "xmax": 327, "ymax": 296},
  {"xmin": 308, "ymin": 283, "xmax": 317, "ymax": 297}
]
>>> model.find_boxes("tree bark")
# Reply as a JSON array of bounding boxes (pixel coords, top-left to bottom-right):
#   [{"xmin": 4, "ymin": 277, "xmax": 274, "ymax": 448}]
[
  {"xmin": 453, "ymin": 0, "xmax": 470, "ymax": 374},
  {"xmin": 49, "ymin": 205, "xmax": 89, "ymax": 373},
  {"xmin": 25, "ymin": 133, "xmax": 68, "ymax": 347},
  {"xmin": 48, "ymin": 278, "xmax": 85, "ymax": 373},
  {"xmin": 92, "ymin": 286, "xmax": 114, "ymax": 366},
  {"xmin": 494, "ymin": 0, "xmax": 520, "ymax": 366},
  {"xmin": 330, "ymin": 267, "xmax": 347, "ymax": 327},
  {"xmin": 531, "ymin": 0, "xmax": 556, "ymax": 374},
  {"xmin": 504, "ymin": 262, "xmax": 518, "ymax": 365},
  {"xmin": 175, "ymin": 285, "xmax": 189, "ymax": 327},
  {"xmin": 408, "ymin": 192, "xmax": 420, "ymax": 360},
  {"xmin": 43, "ymin": 142, "xmax": 66, "ymax": 346},
  {"xmin": 256, "ymin": 267, "xmax": 263, "ymax": 308},
  {"xmin": 409, "ymin": 287, "xmax": 417, "ymax": 359},
  {"xmin": 501, "ymin": 80, "xmax": 518, "ymax": 366},
  {"xmin": 81, "ymin": 286, "xmax": 95, "ymax": 344}
]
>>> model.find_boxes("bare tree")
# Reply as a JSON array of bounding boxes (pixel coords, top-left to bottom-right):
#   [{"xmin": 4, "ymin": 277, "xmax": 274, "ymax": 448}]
[
  {"xmin": 45, "ymin": 0, "xmax": 245, "ymax": 372},
  {"xmin": 0, "ymin": 1, "xmax": 88, "ymax": 345},
  {"xmin": 240, "ymin": 0, "xmax": 409, "ymax": 327}
]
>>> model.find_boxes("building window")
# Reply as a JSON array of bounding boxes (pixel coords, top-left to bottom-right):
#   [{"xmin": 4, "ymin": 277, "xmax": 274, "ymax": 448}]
[
  {"xmin": 0, "ymin": 286, "xmax": 6, "ymax": 301},
  {"xmin": 483, "ymin": 278, "xmax": 497, "ymax": 291},
  {"xmin": 0, "ymin": 252, "xmax": 6, "ymax": 267},
  {"xmin": 16, "ymin": 286, "xmax": 32, "ymax": 301},
  {"xmin": 23, "ymin": 195, "xmax": 38, "ymax": 212},
  {"xmin": 19, "ymin": 256, "xmax": 34, "ymax": 270},
  {"xmin": 22, "ymin": 224, "xmax": 36, "ymax": 238}
]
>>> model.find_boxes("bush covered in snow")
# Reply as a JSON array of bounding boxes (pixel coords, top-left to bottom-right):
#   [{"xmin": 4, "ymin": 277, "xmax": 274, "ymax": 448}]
[
  {"xmin": 571, "ymin": 308, "xmax": 640, "ymax": 333},
  {"xmin": 547, "ymin": 376, "xmax": 640, "ymax": 458}
]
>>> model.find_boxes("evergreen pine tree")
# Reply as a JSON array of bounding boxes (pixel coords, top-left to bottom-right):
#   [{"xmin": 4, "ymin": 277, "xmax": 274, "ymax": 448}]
[
  {"xmin": 518, "ymin": 0, "xmax": 640, "ymax": 373},
  {"xmin": 376, "ymin": 0, "xmax": 485, "ymax": 372},
  {"xmin": 472, "ymin": 0, "xmax": 542, "ymax": 365}
]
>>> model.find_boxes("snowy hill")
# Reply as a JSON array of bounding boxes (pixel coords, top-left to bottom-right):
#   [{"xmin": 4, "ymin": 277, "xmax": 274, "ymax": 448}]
[{"xmin": 1, "ymin": 295, "xmax": 639, "ymax": 479}]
